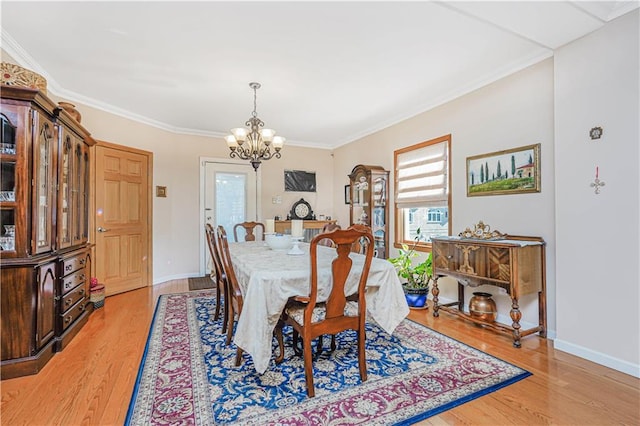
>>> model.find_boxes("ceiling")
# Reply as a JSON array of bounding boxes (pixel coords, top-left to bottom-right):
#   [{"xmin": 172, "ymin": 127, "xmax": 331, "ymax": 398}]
[{"xmin": 2, "ymin": 1, "xmax": 637, "ymax": 149}]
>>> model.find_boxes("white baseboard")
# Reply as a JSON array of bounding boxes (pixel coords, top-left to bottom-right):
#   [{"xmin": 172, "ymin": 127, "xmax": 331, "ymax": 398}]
[
  {"xmin": 153, "ymin": 272, "xmax": 202, "ymax": 285},
  {"xmin": 554, "ymin": 339, "xmax": 640, "ymax": 378}
]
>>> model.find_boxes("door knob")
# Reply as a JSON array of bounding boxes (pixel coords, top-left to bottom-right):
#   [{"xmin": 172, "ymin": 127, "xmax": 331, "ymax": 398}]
[{"xmin": 97, "ymin": 227, "xmax": 110, "ymax": 233}]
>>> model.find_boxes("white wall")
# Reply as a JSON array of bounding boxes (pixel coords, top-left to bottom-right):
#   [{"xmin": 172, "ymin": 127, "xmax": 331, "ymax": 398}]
[
  {"xmin": 333, "ymin": 59, "xmax": 557, "ymax": 336},
  {"xmin": 333, "ymin": 10, "xmax": 640, "ymax": 378},
  {"xmin": 554, "ymin": 11, "xmax": 639, "ymax": 377}
]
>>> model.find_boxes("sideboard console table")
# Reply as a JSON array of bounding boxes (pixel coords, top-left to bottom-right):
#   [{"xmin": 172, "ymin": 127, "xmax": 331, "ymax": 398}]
[
  {"xmin": 431, "ymin": 235, "xmax": 546, "ymax": 347},
  {"xmin": 275, "ymin": 220, "xmax": 337, "ymax": 242}
]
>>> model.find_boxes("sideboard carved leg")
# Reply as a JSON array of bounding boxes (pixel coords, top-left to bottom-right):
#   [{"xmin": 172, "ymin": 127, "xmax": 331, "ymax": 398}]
[
  {"xmin": 432, "ymin": 277, "xmax": 440, "ymax": 317},
  {"xmin": 510, "ymin": 298, "xmax": 522, "ymax": 348}
]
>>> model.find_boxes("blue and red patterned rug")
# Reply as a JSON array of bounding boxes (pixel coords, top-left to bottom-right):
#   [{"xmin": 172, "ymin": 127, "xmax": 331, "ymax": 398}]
[{"xmin": 126, "ymin": 291, "xmax": 530, "ymax": 425}]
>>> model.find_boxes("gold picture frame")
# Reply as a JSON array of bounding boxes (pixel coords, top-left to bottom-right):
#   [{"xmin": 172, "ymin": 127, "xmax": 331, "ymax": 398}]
[
  {"xmin": 466, "ymin": 143, "xmax": 540, "ymax": 196},
  {"xmin": 156, "ymin": 186, "xmax": 167, "ymax": 198}
]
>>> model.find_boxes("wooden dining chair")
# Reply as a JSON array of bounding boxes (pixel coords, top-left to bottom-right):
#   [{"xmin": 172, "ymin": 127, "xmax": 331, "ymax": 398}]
[
  {"xmin": 215, "ymin": 225, "xmax": 284, "ymax": 366},
  {"xmin": 278, "ymin": 224, "xmax": 374, "ymax": 397},
  {"xmin": 233, "ymin": 221, "xmax": 265, "ymax": 242},
  {"xmin": 205, "ymin": 224, "xmax": 227, "ymax": 329},
  {"xmin": 317, "ymin": 222, "xmax": 341, "ymax": 247}
]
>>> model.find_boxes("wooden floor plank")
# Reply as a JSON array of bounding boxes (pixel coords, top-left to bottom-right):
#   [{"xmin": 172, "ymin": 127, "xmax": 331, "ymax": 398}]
[{"xmin": 1, "ymin": 279, "xmax": 638, "ymax": 425}]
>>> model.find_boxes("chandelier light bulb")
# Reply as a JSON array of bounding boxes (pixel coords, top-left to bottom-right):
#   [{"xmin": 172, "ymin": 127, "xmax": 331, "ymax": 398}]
[
  {"xmin": 272, "ymin": 136, "xmax": 285, "ymax": 151},
  {"xmin": 231, "ymin": 128, "xmax": 248, "ymax": 143},
  {"xmin": 225, "ymin": 135, "xmax": 238, "ymax": 149},
  {"xmin": 260, "ymin": 128, "xmax": 275, "ymax": 143}
]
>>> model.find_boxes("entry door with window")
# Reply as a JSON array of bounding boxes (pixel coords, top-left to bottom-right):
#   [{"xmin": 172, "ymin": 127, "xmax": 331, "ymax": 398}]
[{"xmin": 203, "ymin": 160, "xmax": 257, "ymax": 275}]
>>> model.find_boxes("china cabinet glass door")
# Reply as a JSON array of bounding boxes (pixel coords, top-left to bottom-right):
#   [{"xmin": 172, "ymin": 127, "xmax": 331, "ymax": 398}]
[
  {"xmin": 71, "ymin": 140, "xmax": 89, "ymax": 246},
  {"xmin": 348, "ymin": 164, "xmax": 389, "ymax": 259},
  {"xmin": 0, "ymin": 114, "xmax": 17, "ymax": 254},
  {"xmin": 80, "ymin": 143, "xmax": 90, "ymax": 243},
  {"xmin": 32, "ymin": 111, "xmax": 56, "ymax": 254},
  {"xmin": 58, "ymin": 133, "xmax": 72, "ymax": 249}
]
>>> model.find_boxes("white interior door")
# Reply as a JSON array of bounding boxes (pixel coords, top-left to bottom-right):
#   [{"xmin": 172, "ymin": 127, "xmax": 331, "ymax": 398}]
[{"xmin": 201, "ymin": 159, "xmax": 259, "ymax": 275}]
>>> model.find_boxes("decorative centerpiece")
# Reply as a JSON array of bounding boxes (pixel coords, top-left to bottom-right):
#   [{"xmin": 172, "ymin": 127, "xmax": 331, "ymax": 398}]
[
  {"xmin": 1, "ymin": 62, "xmax": 47, "ymax": 91},
  {"xmin": 458, "ymin": 220, "xmax": 506, "ymax": 240},
  {"xmin": 388, "ymin": 228, "xmax": 432, "ymax": 308},
  {"xmin": 265, "ymin": 233, "xmax": 293, "ymax": 250}
]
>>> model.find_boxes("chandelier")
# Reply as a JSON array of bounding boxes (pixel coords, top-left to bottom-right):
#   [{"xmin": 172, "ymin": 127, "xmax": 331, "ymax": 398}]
[{"xmin": 225, "ymin": 82, "xmax": 285, "ymax": 171}]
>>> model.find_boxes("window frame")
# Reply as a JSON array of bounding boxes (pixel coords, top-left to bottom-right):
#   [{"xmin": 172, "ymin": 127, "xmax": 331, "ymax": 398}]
[{"xmin": 394, "ymin": 134, "xmax": 452, "ymax": 252}]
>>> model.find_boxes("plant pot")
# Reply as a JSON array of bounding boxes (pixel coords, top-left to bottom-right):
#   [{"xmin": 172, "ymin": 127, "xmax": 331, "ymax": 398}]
[
  {"xmin": 403, "ymin": 285, "xmax": 429, "ymax": 309},
  {"xmin": 469, "ymin": 292, "xmax": 497, "ymax": 322}
]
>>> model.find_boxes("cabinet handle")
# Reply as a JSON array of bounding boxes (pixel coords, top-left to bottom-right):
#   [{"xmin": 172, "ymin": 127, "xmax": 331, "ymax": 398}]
[
  {"xmin": 79, "ymin": 258, "xmax": 85, "ymax": 265},
  {"xmin": 65, "ymin": 297, "xmax": 72, "ymax": 307},
  {"xmin": 78, "ymin": 288, "xmax": 85, "ymax": 296},
  {"xmin": 447, "ymin": 255, "xmax": 453, "ymax": 259},
  {"xmin": 65, "ymin": 264, "xmax": 72, "ymax": 272},
  {"xmin": 79, "ymin": 274, "xmax": 86, "ymax": 281},
  {"xmin": 64, "ymin": 316, "xmax": 72, "ymax": 324}
]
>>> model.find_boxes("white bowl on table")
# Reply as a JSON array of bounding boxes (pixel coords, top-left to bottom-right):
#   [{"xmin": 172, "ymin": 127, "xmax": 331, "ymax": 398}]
[{"xmin": 265, "ymin": 234, "xmax": 293, "ymax": 250}]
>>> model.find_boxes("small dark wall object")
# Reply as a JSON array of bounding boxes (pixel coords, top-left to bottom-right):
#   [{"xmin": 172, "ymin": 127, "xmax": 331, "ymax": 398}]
[
  {"xmin": 589, "ymin": 127, "xmax": 603, "ymax": 140},
  {"xmin": 156, "ymin": 186, "xmax": 167, "ymax": 197},
  {"xmin": 284, "ymin": 170, "xmax": 316, "ymax": 192},
  {"xmin": 344, "ymin": 185, "xmax": 351, "ymax": 204}
]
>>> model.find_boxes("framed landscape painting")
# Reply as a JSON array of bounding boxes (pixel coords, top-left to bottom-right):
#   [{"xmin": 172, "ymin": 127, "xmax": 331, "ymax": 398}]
[{"xmin": 466, "ymin": 143, "xmax": 541, "ymax": 196}]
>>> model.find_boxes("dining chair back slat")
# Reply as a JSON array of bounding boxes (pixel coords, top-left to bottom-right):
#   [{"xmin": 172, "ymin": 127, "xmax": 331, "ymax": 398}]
[
  {"xmin": 233, "ymin": 221, "xmax": 265, "ymax": 242},
  {"xmin": 317, "ymin": 222, "xmax": 341, "ymax": 247}
]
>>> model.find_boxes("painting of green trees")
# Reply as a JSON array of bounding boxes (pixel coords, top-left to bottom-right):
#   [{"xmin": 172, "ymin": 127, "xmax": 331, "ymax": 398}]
[{"xmin": 466, "ymin": 143, "xmax": 540, "ymax": 196}]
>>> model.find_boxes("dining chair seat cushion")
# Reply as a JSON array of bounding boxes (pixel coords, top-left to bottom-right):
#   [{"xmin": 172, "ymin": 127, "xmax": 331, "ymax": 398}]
[{"xmin": 286, "ymin": 301, "xmax": 360, "ymax": 325}]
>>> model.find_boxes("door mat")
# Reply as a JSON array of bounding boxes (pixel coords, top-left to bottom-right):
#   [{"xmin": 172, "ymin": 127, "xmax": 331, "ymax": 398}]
[{"xmin": 188, "ymin": 276, "xmax": 215, "ymax": 291}]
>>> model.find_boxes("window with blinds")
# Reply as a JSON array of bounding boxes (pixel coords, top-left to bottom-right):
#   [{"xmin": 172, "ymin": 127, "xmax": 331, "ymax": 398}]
[{"xmin": 394, "ymin": 134, "xmax": 451, "ymax": 249}]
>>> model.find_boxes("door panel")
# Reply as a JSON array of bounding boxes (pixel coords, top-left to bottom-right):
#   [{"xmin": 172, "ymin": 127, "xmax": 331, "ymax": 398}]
[
  {"xmin": 202, "ymin": 160, "xmax": 257, "ymax": 275},
  {"xmin": 36, "ymin": 262, "xmax": 56, "ymax": 349},
  {"xmin": 95, "ymin": 145, "xmax": 149, "ymax": 296}
]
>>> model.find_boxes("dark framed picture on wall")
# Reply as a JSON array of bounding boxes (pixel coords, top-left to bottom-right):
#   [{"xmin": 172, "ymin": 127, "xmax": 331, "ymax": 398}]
[
  {"xmin": 284, "ymin": 170, "xmax": 316, "ymax": 192},
  {"xmin": 344, "ymin": 185, "xmax": 351, "ymax": 204},
  {"xmin": 466, "ymin": 143, "xmax": 541, "ymax": 196}
]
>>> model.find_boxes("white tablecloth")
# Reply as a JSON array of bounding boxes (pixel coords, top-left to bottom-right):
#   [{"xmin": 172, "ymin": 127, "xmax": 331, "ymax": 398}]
[{"xmin": 229, "ymin": 241, "xmax": 409, "ymax": 374}]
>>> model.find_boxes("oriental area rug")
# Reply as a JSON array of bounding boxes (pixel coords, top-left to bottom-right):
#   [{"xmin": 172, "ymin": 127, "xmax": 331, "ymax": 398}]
[{"xmin": 125, "ymin": 291, "xmax": 531, "ymax": 425}]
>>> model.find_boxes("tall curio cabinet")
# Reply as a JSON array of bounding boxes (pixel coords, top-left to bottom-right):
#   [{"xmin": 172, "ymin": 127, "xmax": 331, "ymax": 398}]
[
  {"xmin": 1, "ymin": 86, "xmax": 95, "ymax": 379},
  {"xmin": 348, "ymin": 164, "xmax": 389, "ymax": 259}
]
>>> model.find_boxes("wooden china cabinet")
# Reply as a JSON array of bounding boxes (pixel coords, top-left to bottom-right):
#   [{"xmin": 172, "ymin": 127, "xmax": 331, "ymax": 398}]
[
  {"xmin": 348, "ymin": 164, "xmax": 389, "ymax": 258},
  {"xmin": 1, "ymin": 86, "xmax": 95, "ymax": 379}
]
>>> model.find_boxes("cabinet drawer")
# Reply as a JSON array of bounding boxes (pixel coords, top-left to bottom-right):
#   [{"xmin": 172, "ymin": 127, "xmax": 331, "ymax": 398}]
[
  {"xmin": 59, "ymin": 298, "xmax": 86, "ymax": 332},
  {"xmin": 60, "ymin": 284, "xmax": 85, "ymax": 313},
  {"xmin": 61, "ymin": 270, "xmax": 86, "ymax": 295},
  {"xmin": 61, "ymin": 253, "xmax": 87, "ymax": 276}
]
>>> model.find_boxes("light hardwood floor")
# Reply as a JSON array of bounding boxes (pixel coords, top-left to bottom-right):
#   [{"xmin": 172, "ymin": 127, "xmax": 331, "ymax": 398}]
[{"xmin": 1, "ymin": 279, "xmax": 638, "ymax": 425}]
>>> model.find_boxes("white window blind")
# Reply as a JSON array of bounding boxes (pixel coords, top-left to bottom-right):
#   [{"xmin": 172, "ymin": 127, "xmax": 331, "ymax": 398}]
[{"xmin": 395, "ymin": 141, "xmax": 448, "ymax": 208}]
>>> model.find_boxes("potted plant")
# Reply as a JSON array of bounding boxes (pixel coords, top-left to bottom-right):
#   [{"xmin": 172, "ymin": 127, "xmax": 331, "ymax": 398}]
[{"xmin": 388, "ymin": 228, "xmax": 433, "ymax": 308}]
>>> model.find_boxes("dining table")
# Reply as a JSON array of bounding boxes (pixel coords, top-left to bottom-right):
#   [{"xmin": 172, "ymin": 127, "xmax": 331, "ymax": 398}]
[{"xmin": 228, "ymin": 240, "xmax": 410, "ymax": 375}]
